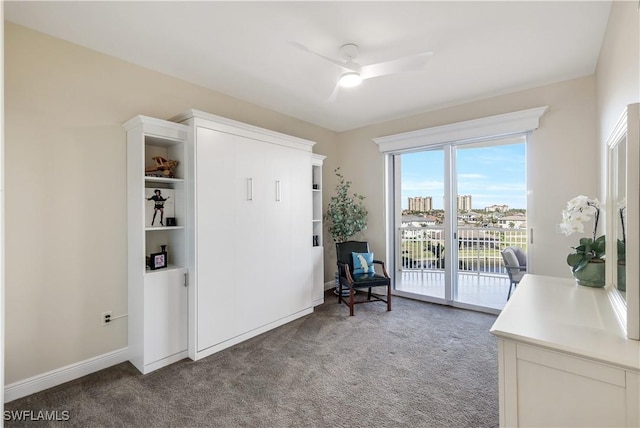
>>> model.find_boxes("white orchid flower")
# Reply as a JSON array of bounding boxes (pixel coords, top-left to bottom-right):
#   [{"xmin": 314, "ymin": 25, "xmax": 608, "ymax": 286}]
[
  {"xmin": 566, "ymin": 195, "xmax": 590, "ymax": 210},
  {"xmin": 559, "ymin": 195, "xmax": 601, "ymax": 237}
]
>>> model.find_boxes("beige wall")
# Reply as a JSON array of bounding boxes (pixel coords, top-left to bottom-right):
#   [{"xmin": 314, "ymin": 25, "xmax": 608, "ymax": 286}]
[
  {"xmin": 4, "ymin": 22, "xmax": 335, "ymax": 384},
  {"xmin": 596, "ymin": 1, "xmax": 639, "ymax": 144},
  {"xmin": 596, "ymin": 0, "xmax": 639, "ymax": 193},
  {"xmin": 325, "ymin": 76, "xmax": 599, "ymax": 282}
]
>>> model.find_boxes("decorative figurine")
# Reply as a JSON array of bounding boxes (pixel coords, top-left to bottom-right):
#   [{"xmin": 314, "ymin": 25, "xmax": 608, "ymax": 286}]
[{"xmin": 145, "ymin": 156, "xmax": 179, "ymax": 178}]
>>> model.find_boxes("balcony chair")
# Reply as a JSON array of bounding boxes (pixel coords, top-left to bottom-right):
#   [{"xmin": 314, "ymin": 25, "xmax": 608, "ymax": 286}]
[
  {"xmin": 501, "ymin": 246, "xmax": 527, "ymax": 300},
  {"xmin": 336, "ymin": 241, "xmax": 391, "ymax": 316}
]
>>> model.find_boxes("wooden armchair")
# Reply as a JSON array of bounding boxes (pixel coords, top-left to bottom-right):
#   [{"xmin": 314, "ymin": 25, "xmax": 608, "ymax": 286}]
[{"xmin": 336, "ymin": 241, "xmax": 391, "ymax": 316}]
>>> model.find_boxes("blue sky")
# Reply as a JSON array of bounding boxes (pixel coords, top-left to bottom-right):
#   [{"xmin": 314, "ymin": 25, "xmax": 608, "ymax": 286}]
[{"xmin": 401, "ymin": 143, "xmax": 526, "ymax": 210}]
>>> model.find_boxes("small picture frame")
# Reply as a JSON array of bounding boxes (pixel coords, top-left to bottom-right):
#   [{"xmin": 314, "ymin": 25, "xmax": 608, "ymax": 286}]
[{"xmin": 148, "ymin": 252, "xmax": 167, "ymax": 270}]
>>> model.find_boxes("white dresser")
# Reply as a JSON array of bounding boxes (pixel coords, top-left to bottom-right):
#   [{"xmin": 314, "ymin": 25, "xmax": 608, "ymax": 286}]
[{"xmin": 490, "ymin": 274, "xmax": 640, "ymax": 427}]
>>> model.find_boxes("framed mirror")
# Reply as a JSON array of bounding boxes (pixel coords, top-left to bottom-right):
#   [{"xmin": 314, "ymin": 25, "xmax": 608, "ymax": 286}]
[{"xmin": 606, "ymin": 103, "xmax": 639, "ymax": 340}]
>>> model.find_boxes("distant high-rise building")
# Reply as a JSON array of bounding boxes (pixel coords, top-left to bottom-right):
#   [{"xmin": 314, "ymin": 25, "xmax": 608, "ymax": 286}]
[
  {"xmin": 457, "ymin": 195, "xmax": 472, "ymax": 211},
  {"xmin": 486, "ymin": 204, "xmax": 509, "ymax": 212},
  {"xmin": 408, "ymin": 196, "xmax": 432, "ymax": 212}
]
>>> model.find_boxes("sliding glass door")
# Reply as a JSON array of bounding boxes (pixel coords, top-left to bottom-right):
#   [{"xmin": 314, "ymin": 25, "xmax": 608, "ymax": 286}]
[
  {"xmin": 395, "ymin": 136, "xmax": 527, "ymax": 312},
  {"xmin": 398, "ymin": 148, "xmax": 447, "ymax": 301},
  {"xmin": 453, "ymin": 139, "xmax": 527, "ymax": 309}
]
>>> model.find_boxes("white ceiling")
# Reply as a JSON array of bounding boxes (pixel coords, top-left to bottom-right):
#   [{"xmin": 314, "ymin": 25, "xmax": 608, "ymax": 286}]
[{"xmin": 5, "ymin": 1, "xmax": 612, "ymax": 132}]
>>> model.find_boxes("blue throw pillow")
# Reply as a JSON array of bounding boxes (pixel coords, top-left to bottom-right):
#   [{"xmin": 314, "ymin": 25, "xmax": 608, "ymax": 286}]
[{"xmin": 352, "ymin": 252, "xmax": 375, "ymax": 275}]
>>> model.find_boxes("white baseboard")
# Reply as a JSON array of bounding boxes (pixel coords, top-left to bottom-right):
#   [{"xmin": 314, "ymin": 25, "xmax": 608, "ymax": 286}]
[
  {"xmin": 4, "ymin": 347, "xmax": 129, "ymax": 403},
  {"xmin": 324, "ymin": 280, "xmax": 335, "ymax": 291},
  {"xmin": 138, "ymin": 350, "xmax": 188, "ymax": 375}
]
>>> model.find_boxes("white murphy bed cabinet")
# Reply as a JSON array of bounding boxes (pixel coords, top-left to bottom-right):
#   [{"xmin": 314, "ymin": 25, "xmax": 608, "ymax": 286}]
[
  {"xmin": 171, "ymin": 109, "xmax": 318, "ymax": 361},
  {"xmin": 490, "ymin": 274, "xmax": 640, "ymax": 427},
  {"xmin": 124, "ymin": 116, "xmax": 190, "ymax": 374}
]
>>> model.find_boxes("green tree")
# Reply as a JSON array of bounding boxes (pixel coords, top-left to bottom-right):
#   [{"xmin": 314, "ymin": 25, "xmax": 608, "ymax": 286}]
[{"xmin": 324, "ymin": 168, "xmax": 368, "ymax": 243}]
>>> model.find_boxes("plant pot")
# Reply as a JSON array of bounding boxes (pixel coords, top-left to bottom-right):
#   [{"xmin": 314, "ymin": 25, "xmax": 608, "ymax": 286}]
[
  {"xmin": 617, "ymin": 263, "xmax": 626, "ymax": 292},
  {"xmin": 571, "ymin": 261, "xmax": 605, "ymax": 288}
]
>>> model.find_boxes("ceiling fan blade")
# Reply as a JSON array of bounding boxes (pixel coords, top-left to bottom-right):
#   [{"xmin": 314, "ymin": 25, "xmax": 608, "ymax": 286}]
[
  {"xmin": 290, "ymin": 41, "xmax": 358, "ymax": 72},
  {"xmin": 327, "ymin": 81, "xmax": 341, "ymax": 103},
  {"xmin": 360, "ymin": 52, "xmax": 433, "ymax": 80}
]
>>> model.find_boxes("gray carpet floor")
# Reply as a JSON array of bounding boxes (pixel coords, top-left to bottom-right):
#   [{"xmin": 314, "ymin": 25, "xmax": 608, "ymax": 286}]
[{"xmin": 5, "ymin": 292, "xmax": 499, "ymax": 427}]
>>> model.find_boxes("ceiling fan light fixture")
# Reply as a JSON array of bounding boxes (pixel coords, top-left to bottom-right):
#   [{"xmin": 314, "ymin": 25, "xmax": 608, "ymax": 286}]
[{"xmin": 339, "ymin": 71, "xmax": 362, "ymax": 88}]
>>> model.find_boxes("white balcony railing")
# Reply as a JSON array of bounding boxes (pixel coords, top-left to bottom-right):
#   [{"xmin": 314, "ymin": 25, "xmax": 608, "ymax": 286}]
[{"xmin": 398, "ymin": 226, "xmax": 527, "ymax": 277}]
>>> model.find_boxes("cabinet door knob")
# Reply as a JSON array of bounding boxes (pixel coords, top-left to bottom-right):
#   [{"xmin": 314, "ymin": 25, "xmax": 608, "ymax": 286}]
[
  {"xmin": 247, "ymin": 177, "xmax": 254, "ymax": 201},
  {"xmin": 276, "ymin": 180, "xmax": 281, "ymax": 201},
  {"xmin": 183, "ymin": 272, "xmax": 189, "ymax": 287}
]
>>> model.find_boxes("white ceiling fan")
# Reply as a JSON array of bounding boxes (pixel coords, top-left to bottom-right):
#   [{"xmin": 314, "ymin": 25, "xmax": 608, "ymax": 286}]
[{"xmin": 293, "ymin": 42, "xmax": 433, "ymax": 100}]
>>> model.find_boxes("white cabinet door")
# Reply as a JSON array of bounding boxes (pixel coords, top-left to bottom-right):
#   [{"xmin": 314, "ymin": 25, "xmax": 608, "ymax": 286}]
[
  {"xmin": 233, "ymin": 135, "xmax": 268, "ymax": 334},
  {"xmin": 286, "ymin": 148, "xmax": 313, "ymax": 314},
  {"xmin": 143, "ymin": 268, "xmax": 188, "ymax": 366},
  {"xmin": 312, "ymin": 246, "xmax": 324, "ymax": 305},
  {"xmin": 194, "ymin": 127, "xmax": 237, "ymax": 352},
  {"xmin": 500, "ymin": 340, "xmax": 629, "ymax": 427},
  {"xmin": 263, "ymin": 143, "xmax": 292, "ymax": 322},
  {"xmin": 263, "ymin": 144, "xmax": 312, "ymax": 319}
]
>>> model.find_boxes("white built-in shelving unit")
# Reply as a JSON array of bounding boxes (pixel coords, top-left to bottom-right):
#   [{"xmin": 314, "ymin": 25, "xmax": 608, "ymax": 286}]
[
  {"xmin": 124, "ymin": 116, "xmax": 189, "ymax": 374},
  {"xmin": 312, "ymin": 154, "xmax": 326, "ymax": 306}
]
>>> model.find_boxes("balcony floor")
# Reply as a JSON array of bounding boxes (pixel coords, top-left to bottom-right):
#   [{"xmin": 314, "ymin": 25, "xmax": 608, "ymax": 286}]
[{"xmin": 395, "ymin": 270, "xmax": 511, "ymax": 311}]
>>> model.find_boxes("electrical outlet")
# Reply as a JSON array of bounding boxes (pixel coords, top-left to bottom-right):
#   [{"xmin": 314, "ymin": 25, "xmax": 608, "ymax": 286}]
[{"xmin": 102, "ymin": 311, "xmax": 113, "ymax": 326}]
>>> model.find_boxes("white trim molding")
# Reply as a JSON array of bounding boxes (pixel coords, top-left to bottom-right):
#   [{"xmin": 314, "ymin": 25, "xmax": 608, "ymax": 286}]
[
  {"xmin": 171, "ymin": 109, "xmax": 316, "ymax": 152},
  {"xmin": 4, "ymin": 348, "xmax": 128, "ymax": 403},
  {"xmin": 373, "ymin": 106, "xmax": 549, "ymax": 153}
]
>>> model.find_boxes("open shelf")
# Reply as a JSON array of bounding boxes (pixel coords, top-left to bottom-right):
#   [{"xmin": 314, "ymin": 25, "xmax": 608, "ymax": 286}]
[
  {"xmin": 145, "ymin": 264, "xmax": 185, "ymax": 275},
  {"xmin": 145, "ymin": 226, "xmax": 185, "ymax": 232},
  {"xmin": 311, "ymin": 155, "xmax": 325, "ymax": 253},
  {"xmin": 145, "ymin": 176, "xmax": 184, "ymax": 184}
]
